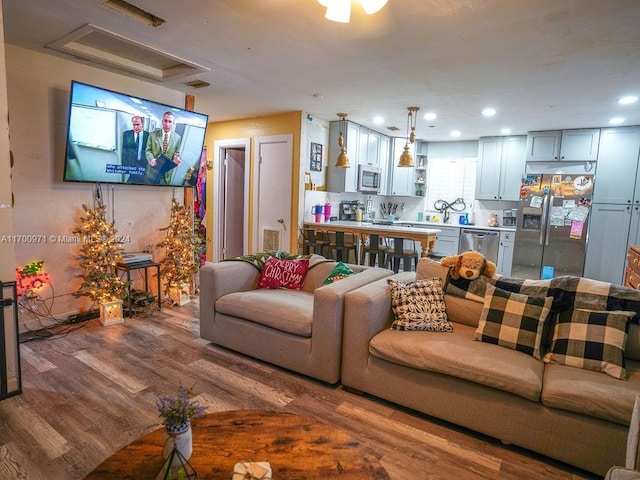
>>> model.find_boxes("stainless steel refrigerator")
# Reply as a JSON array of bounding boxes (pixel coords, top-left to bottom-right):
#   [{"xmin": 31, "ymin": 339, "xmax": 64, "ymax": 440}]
[{"xmin": 511, "ymin": 173, "xmax": 595, "ymax": 280}]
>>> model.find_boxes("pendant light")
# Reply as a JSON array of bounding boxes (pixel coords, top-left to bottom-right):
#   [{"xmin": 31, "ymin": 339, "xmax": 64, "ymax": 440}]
[
  {"xmin": 397, "ymin": 106, "xmax": 419, "ymax": 167},
  {"xmin": 318, "ymin": 0, "xmax": 389, "ymax": 24},
  {"xmin": 335, "ymin": 113, "xmax": 350, "ymax": 168}
]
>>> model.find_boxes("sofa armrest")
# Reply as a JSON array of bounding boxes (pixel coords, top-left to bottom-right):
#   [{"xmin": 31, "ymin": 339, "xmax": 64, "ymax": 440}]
[
  {"xmin": 199, "ymin": 261, "xmax": 260, "ymax": 338},
  {"xmin": 341, "ymin": 272, "xmax": 414, "ymax": 389},
  {"xmin": 627, "ymin": 394, "xmax": 640, "ymax": 470},
  {"xmin": 310, "ymin": 267, "xmax": 393, "ymax": 368}
]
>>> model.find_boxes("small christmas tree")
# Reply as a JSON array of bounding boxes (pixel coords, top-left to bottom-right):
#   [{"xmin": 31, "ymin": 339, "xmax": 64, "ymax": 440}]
[
  {"xmin": 73, "ymin": 197, "xmax": 128, "ymax": 303},
  {"xmin": 157, "ymin": 198, "xmax": 202, "ymax": 295}
]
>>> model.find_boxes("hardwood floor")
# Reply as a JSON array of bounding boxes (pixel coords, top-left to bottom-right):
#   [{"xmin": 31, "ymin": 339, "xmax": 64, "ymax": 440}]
[{"xmin": 1, "ymin": 298, "xmax": 601, "ymax": 480}]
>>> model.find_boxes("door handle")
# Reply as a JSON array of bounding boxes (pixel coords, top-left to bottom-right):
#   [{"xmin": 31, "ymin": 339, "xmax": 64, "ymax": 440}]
[
  {"xmin": 540, "ymin": 193, "xmax": 548, "ymax": 246},
  {"xmin": 277, "ymin": 218, "xmax": 287, "ymax": 231},
  {"xmin": 545, "ymin": 194, "xmax": 553, "ymax": 246}
]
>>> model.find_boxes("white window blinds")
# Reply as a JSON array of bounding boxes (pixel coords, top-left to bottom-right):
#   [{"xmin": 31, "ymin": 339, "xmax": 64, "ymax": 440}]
[{"xmin": 425, "ymin": 157, "xmax": 477, "ymax": 212}]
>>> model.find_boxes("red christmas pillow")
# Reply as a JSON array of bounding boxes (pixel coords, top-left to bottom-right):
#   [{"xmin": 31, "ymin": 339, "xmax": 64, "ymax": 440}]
[{"xmin": 256, "ymin": 257, "xmax": 310, "ymax": 290}]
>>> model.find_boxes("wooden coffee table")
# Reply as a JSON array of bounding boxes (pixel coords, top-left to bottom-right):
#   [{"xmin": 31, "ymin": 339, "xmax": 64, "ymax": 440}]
[{"xmin": 85, "ymin": 409, "xmax": 390, "ymax": 479}]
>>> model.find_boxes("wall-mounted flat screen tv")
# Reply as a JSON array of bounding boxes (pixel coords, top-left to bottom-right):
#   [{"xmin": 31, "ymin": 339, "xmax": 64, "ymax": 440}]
[{"xmin": 63, "ymin": 80, "xmax": 208, "ymax": 187}]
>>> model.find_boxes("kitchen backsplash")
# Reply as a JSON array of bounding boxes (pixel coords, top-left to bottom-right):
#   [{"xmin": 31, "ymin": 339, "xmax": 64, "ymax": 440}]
[{"xmin": 305, "ymin": 191, "xmax": 518, "ymax": 227}]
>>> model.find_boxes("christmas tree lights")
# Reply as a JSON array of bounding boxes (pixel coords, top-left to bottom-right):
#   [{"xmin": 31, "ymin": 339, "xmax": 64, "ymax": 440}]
[
  {"xmin": 157, "ymin": 198, "xmax": 202, "ymax": 294},
  {"xmin": 73, "ymin": 197, "xmax": 129, "ymax": 303}
]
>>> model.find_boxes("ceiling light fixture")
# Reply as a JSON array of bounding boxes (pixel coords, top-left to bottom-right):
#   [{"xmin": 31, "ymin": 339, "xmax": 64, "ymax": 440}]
[
  {"xmin": 318, "ymin": 0, "xmax": 388, "ymax": 23},
  {"xmin": 398, "ymin": 106, "xmax": 419, "ymax": 167},
  {"xmin": 482, "ymin": 108, "xmax": 497, "ymax": 117},
  {"xmin": 610, "ymin": 117, "xmax": 625, "ymax": 125},
  {"xmin": 423, "ymin": 112, "xmax": 437, "ymax": 121},
  {"xmin": 451, "ymin": 130, "xmax": 461, "ymax": 137},
  {"xmin": 618, "ymin": 96, "xmax": 638, "ymax": 105},
  {"xmin": 335, "ymin": 113, "xmax": 350, "ymax": 168},
  {"xmin": 500, "ymin": 128, "xmax": 512, "ymax": 135},
  {"xmin": 373, "ymin": 115, "xmax": 384, "ymax": 124}
]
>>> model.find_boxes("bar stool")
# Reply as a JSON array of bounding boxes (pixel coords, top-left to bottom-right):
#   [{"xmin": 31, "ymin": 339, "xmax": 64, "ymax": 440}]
[
  {"xmin": 385, "ymin": 237, "xmax": 419, "ymax": 273},
  {"xmin": 301, "ymin": 228, "xmax": 330, "ymax": 257},
  {"xmin": 360, "ymin": 233, "xmax": 388, "ymax": 267},
  {"xmin": 328, "ymin": 231, "xmax": 358, "ymax": 264}
]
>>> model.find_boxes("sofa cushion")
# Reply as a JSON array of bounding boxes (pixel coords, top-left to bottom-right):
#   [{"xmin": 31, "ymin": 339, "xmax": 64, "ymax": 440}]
[
  {"xmin": 215, "ymin": 289, "xmax": 313, "ymax": 337},
  {"xmin": 256, "ymin": 257, "xmax": 310, "ymax": 290},
  {"xmin": 323, "ymin": 261, "xmax": 357, "ymax": 284},
  {"xmin": 388, "ymin": 278, "xmax": 453, "ymax": 332},
  {"xmin": 369, "ymin": 322, "xmax": 544, "ymax": 401},
  {"xmin": 542, "ymin": 360, "xmax": 640, "ymax": 425},
  {"xmin": 543, "ymin": 309, "xmax": 634, "ymax": 380},
  {"xmin": 475, "ymin": 284, "xmax": 553, "ymax": 360}
]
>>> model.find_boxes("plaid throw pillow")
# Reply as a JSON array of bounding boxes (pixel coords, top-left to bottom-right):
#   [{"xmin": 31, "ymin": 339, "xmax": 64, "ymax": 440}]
[
  {"xmin": 388, "ymin": 278, "xmax": 453, "ymax": 332},
  {"xmin": 543, "ymin": 309, "xmax": 635, "ymax": 380},
  {"xmin": 475, "ymin": 284, "xmax": 553, "ymax": 360}
]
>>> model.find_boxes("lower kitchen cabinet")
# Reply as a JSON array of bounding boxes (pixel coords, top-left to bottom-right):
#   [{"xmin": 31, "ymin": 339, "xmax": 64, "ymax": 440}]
[
  {"xmin": 497, "ymin": 230, "xmax": 515, "ymax": 276},
  {"xmin": 430, "ymin": 226, "xmax": 459, "ymax": 257}
]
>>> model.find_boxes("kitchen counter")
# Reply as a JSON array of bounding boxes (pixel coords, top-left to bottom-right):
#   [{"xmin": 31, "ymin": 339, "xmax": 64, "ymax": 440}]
[
  {"xmin": 394, "ymin": 220, "xmax": 516, "ymax": 232},
  {"xmin": 303, "ymin": 221, "xmax": 441, "ymax": 258}
]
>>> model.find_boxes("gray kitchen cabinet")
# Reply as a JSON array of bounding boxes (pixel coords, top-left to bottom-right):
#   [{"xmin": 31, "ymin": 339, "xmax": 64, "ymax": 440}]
[
  {"xmin": 526, "ymin": 129, "xmax": 600, "ymax": 161},
  {"xmin": 358, "ymin": 127, "xmax": 381, "ymax": 166},
  {"xmin": 585, "ymin": 126, "xmax": 640, "ymax": 284},
  {"xmin": 431, "ymin": 226, "xmax": 460, "ymax": 257},
  {"xmin": 584, "ymin": 203, "xmax": 634, "ymax": 284},
  {"xmin": 390, "ymin": 137, "xmax": 415, "ymax": 196},
  {"xmin": 476, "ymin": 136, "xmax": 526, "ymax": 201},
  {"xmin": 592, "ymin": 126, "xmax": 640, "ymax": 205},
  {"xmin": 378, "ymin": 135, "xmax": 391, "ymax": 195},
  {"xmin": 327, "ymin": 121, "xmax": 360, "ymax": 192},
  {"xmin": 497, "ymin": 230, "xmax": 515, "ymax": 276}
]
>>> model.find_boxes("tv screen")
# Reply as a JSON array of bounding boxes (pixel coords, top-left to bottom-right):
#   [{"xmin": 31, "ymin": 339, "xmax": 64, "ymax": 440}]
[{"xmin": 63, "ymin": 80, "xmax": 208, "ymax": 187}]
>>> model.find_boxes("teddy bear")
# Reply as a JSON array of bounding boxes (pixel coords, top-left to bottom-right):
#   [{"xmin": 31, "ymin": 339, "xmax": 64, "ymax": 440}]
[{"xmin": 440, "ymin": 250, "xmax": 497, "ymax": 280}]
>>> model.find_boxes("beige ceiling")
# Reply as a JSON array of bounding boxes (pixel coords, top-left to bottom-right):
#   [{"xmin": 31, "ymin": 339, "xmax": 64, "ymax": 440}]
[{"xmin": 2, "ymin": 0, "xmax": 639, "ymax": 141}]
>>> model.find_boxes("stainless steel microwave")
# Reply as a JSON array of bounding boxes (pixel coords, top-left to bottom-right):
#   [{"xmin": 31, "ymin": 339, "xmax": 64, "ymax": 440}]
[{"xmin": 357, "ymin": 165, "xmax": 382, "ymax": 193}]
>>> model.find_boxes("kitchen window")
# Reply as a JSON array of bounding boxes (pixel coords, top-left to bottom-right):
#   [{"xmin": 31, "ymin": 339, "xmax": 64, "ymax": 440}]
[{"xmin": 425, "ymin": 157, "xmax": 477, "ymax": 211}]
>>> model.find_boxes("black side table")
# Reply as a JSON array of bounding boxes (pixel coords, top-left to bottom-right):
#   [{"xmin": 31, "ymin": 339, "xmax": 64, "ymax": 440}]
[{"xmin": 114, "ymin": 261, "xmax": 161, "ymax": 316}]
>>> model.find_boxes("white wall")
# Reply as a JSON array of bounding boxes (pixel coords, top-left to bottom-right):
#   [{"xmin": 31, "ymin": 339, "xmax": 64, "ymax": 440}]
[{"xmin": 6, "ymin": 45, "xmax": 207, "ymax": 323}]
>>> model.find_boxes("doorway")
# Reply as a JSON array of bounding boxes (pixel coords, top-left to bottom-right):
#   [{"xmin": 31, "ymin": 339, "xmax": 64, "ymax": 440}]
[{"xmin": 213, "ymin": 138, "xmax": 250, "ymax": 261}]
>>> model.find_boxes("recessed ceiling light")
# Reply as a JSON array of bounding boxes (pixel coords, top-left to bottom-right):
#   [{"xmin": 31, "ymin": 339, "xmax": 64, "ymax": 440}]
[
  {"xmin": 482, "ymin": 108, "xmax": 496, "ymax": 117},
  {"xmin": 423, "ymin": 112, "xmax": 437, "ymax": 121},
  {"xmin": 500, "ymin": 128, "xmax": 512, "ymax": 135},
  {"xmin": 618, "ymin": 96, "xmax": 638, "ymax": 105},
  {"xmin": 610, "ymin": 117, "xmax": 625, "ymax": 125},
  {"xmin": 373, "ymin": 116, "xmax": 384, "ymax": 125},
  {"xmin": 451, "ymin": 130, "xmax": 461, "ymax": 137}
]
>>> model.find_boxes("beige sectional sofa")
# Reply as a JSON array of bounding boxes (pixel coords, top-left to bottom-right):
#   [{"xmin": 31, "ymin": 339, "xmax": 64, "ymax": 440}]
[
  {"xmin": 200, "ymin": 254, "xmax": 392, "ymax": 384},
  {"xmin": 341, "ymin": 258, "xmax": 640, "ymax": 476}
]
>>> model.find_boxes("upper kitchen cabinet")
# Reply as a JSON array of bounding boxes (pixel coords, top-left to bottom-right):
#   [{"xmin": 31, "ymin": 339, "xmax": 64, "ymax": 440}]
[
  {"xmin": 327, "ymin": 121, "xmax": 360, "ymax": 192},
  {"xmin": 592, "ymin": 126, "xmax": 640, "ymax": 205},
  {"xmin": 358, "ymin": 127, "xmax": 382, "ymax": 167},
  {"xmin": 389, "ymin": 137, "xmax": 415, "ymax": 196},
  {"xmin": 526, "ymin": 129, "xmax": 600, "ymax": 161},
  {"xmin": 327, "ymin": 121, "xmax": 393, "ymax": 192},
  {"xmin": 476, "ymin": 136, "xmax": 526, "ymax": 201},
  {"xmin": 378, "ymin": 135, "xmax": 391, "ymax": 195}
]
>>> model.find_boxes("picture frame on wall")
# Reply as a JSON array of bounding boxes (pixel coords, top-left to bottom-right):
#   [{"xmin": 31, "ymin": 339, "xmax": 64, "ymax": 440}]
[{"xmin": 310, "ymin": 142, "xmax": 322, "ymax": 172}]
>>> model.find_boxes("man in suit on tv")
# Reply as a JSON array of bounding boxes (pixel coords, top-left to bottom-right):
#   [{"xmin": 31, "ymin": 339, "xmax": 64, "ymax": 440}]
[
  {"xmin": 145, "ymin": 111, "xmax": 182, "ymax": 185},
  {"xmin": 121, "ymin": 115, "xmax": 149, "ymax": 184}
]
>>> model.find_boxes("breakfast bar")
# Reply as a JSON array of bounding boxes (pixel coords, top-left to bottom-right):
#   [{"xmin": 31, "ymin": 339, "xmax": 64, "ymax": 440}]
[{"xmin": 303, "ymin": 220, "xmax": 440, "ymax": 261}]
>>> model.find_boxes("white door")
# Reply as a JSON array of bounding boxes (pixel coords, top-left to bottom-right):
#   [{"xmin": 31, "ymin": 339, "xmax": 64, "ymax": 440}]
[{"xmin": 253, "ymin": 134, "xmax": 293, "ymax": 253}]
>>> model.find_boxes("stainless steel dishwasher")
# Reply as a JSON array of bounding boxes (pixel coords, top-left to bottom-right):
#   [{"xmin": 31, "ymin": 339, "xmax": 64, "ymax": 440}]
[{"xmin": 459, "ymin": 228, "xmax": 499, "ymax": 264}]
